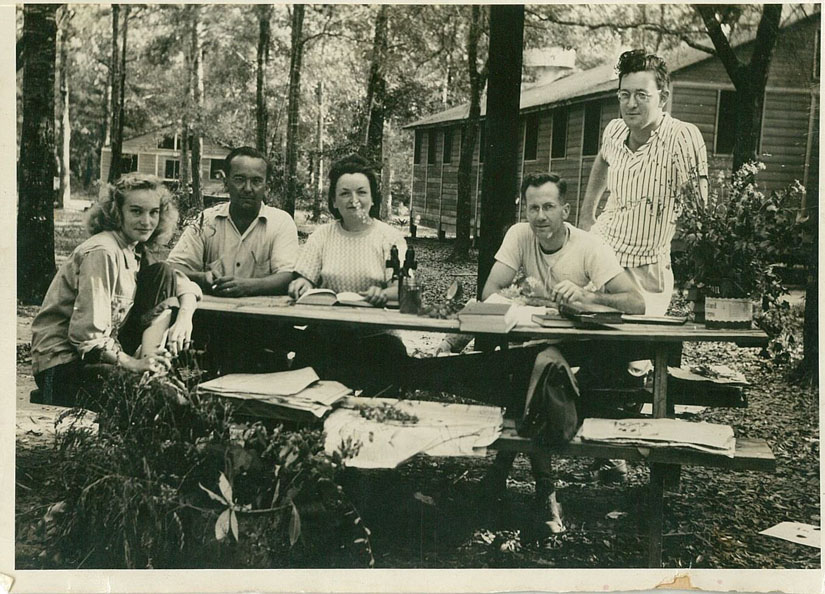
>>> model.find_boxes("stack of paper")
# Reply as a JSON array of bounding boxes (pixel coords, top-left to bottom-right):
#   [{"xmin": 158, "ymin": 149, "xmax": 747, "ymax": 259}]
[
  {"xmin": 198, "ymin": 367, "xmax": 351, "ymax": 422},
  {"xmin": 324, "ymin": 396, "xmax": 504, "ymax": 468},
  {"xmin": 578, "ymin": 417, "xmax": 736, "ymax": 457}
]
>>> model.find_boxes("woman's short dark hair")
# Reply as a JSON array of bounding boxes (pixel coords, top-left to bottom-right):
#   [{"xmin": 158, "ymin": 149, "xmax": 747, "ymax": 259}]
[
  {"xmin": 616, "ymin": 49, "xmax": 671, "ymax": 91},
  {"xmin": 327, "ymin": 154, "xmax": 382, "ymax": 220},
  {"xmin": 86, "ymin": 173, "xmax": 178, "ymax": 250},
  {"xmin": 521, "ymin": 172, "xmax": 568, "ymax": 204}
]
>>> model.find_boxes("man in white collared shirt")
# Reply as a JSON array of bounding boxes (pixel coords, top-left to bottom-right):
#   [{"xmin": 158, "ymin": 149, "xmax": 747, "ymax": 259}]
[
  {"xmin": 168, "ymin": 146, "xmax": 298, "ymax": 296},
  {"xmin": 580, "ymin": 50, "xmax": 708, "ymax": 317}
]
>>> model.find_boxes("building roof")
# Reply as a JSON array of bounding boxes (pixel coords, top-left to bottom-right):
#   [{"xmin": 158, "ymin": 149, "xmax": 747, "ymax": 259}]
[{"xmin": 404, "ymin": 7, "xmax": 819, "ymax": 130}]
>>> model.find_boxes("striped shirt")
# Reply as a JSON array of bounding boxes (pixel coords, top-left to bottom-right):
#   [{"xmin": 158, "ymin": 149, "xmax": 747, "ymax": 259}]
[{"xmin": 592, "ymin": 112, "xmax": 708, "ymax": 268}]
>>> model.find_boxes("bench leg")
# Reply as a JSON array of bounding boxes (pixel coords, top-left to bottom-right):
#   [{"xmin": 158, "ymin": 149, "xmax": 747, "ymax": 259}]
[{"xmin": 648, "ymin": 463, "xmax": 665, "ymax": 568}]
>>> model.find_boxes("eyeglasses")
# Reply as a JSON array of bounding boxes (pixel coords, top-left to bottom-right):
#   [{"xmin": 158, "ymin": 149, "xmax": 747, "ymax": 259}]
[
  {"xmin": 230, "ymin": 175, "xmax": 266, "ymax": 189},
  {"xmin": 616, "ymin": 89, "xmax": 659, "ymax": 103}
]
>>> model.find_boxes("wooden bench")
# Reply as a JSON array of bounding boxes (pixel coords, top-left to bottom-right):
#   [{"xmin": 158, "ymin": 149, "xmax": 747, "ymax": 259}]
[{"xmin": 492, "ymin": 419, "xmax": 775, "ymax": 472}]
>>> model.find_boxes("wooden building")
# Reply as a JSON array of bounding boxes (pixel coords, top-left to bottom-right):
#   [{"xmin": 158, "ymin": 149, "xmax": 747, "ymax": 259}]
[
  {"xmin": 100, "ymin": 127, "xmax": 230, "ymax": 196},
  {"xmin": 405, "ymin": 11, "xmax": 820, "ymax": 237}
]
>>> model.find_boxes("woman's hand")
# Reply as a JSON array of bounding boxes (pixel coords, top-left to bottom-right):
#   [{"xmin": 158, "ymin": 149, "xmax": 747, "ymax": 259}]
[
  {"xmin": 289, "ymin": 277, "xmax": 315, "ymax": 300},
  {"xmin": 166, "ymin": 311, "xmax": 194, "ymax": 356},
  {"xmin": 361, "ymin": 285, "xmax": 388, "ymax": 307},
  {"xmin": 120, "ymin": 350, "xmax": 172, "ymax": 374}
]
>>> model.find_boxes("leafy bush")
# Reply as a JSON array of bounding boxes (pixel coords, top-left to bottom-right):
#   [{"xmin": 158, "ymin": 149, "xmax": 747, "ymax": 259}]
[
  {"xmin": 42, "ymin": 365, "xmax": 372, "ymax": 569},
  {"xmin": 675, "ymin": 162, "xmax": 806, "ymax": 300}
]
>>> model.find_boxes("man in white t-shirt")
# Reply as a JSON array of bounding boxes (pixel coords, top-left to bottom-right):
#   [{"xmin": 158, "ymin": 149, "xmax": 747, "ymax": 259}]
[{"xmin": 481, "ymin": 173, "xmax": 644, "ymax": 536}]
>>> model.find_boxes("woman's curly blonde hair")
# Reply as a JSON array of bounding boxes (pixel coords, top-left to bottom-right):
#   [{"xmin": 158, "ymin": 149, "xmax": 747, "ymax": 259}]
[{"xmin": 86, "ymin": 173, "xmax": 178, "ymax": 250}]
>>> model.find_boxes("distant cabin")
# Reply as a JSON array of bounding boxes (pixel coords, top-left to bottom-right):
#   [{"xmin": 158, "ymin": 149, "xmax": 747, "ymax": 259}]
[
  {"xmin": 404, "ymin": 10, "xmax": 820, "ymax": 238},
  {"xmin": 100, "ymin": 128, "xmax": 230, "ymax": 197}
]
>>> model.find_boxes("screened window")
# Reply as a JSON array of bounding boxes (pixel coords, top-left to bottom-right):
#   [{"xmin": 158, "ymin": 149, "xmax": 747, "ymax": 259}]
[
  {"xmin": 427, "ymin": 130, "xmax": 437, "ymax": 164},
  {"xmin": 414, "ymin": 130, "xmax": 422, "ymax": 164},
  {"xmin": 158, "ymin": 135, "xmax": 175, "ymax": 149},
  {"xmin": 551, "ymin": 108, "xmax": 568, "ymax": 159},
  {"xmin": 523, "ymin": 114, "xmax": 539, "ymax": 161},
  {"xmin": 479, "ymin": 123, "xmax": 486, "ymax": 163},
  {"xmin": 210, "ymin": 158, "xmax": 224, "ymax": 179},
  {"xmin": 120, "ymin": 153, "xmax": 138, "ymax": 173},
  {"xmin": 443, "ymin": 128, "xmax": 453, "ymax": 163},
  {"xmin": 164, "ymin": 159, "xmax": 181, "ymax": 180},
  {"xmin": 715, "ymin": 90, "xmax": 737, "ymax": 155},
  {"xmin": 582, "ymin": 103, "xmax": 601, "ymax": 156}
]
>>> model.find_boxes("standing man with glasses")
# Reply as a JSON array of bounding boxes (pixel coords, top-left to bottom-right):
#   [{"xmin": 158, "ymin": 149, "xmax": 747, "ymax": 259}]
[
  {"xmin": 580, "ymin": 50, "xmax": 708, "ymax": 317},
  {"xmin": 168, "ymin": 146, "xmax": 298, "ymax": 296}
]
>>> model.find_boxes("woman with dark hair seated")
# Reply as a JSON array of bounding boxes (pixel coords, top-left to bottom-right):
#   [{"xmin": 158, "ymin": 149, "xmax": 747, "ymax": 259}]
[
  {"xmin": 288, "ymin": 154, "xmax": 408, "ymax": 392},
  {"xmin": 30, "ymin": 173, "xmax": 202, "ymax": 407}
]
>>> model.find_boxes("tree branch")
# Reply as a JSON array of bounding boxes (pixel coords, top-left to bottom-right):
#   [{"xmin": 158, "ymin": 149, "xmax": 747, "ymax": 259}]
[
  {"xmin": 750, "ymin": 4, "xmax": 782, "ymax": 81},
  {"xmin": 695, "ymin": 4, "xmax": 745, "ymax": 86}
]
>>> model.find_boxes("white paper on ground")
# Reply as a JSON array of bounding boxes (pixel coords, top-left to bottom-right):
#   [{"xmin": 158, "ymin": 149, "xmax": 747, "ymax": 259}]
[
  {"xmin": 639, "ymin": 403, "xmax": 707, "ymax": 416},
  {"xmin": 759, "ymin": 522, "xmax": 821, "ymax": 548}
]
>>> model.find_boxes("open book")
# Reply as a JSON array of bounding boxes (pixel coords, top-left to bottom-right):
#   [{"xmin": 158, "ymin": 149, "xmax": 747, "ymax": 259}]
[{"xmin": 295, "ymin": 288, "xmax": 373, "ymax": 307}]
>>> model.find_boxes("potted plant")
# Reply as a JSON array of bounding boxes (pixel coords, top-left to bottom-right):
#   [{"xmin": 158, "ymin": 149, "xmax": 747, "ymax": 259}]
[{"xmin": 674, "ymin": 162, "xmax": 801, "ymax": 328}]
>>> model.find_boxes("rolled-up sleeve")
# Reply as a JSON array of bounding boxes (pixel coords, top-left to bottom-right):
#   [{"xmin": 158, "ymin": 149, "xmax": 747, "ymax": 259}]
[
  {"xmin": 68, "ymin": 249, "xmax": 122, "ymax": 357},
  {"xmin": 167, "ymin": 224, "xmax": 206, "ymax": 272},
  {"xmin": 173, "ymin": 269, "xmax": 203, "ymax": 301},
  {"xmin": 269, "ymin": 213, "xmax": 299, "ymax": 273}
]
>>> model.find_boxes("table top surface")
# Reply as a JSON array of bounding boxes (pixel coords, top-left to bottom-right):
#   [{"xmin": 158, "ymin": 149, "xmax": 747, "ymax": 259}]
[{"xmin": 198, "ymin": 295, "xmax": 769, "ymax": 344}]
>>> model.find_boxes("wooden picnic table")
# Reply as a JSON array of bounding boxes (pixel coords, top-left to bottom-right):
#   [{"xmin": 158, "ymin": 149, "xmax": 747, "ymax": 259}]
[{"xmin": 197, "ymin": 295, "xmax": 773, "ymax": 567}]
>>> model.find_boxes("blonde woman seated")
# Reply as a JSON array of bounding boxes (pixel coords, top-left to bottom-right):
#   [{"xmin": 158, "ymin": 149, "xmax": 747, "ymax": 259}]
[
  {"xmin": 30, "ymin": 173, "xmax": 202, "ymax": 407},
  {"xmin": 288, "ymin": 154, "xmax": 408, "ymax": 391}
]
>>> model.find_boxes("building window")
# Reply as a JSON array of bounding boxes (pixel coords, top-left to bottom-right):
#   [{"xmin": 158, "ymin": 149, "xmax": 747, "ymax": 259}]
[
  {"xmin": 582, "ymin": 103, "xmax": 601, "ymax": 156},
  {"xmin": 551, "ymin": 107, "xmax": 568, "ymax": 159},
  {"xmin": 210, "ymin": 158, "xmax": 224, "ymax": 179},
  {"xmin": 443, "ymin": 128, "xmax": 453, "ymax": 163},
  {"xmin": 164, "ymin": 159, "xmax": 181, "ymax": 180},
  {"xmin": 120, "ymin": 153, "xmax": 138, "ymax": 173},
  {"xmin": 414, "ymin": 130, "xmax": 422, "ymax": 164},
  {"xmin": 427, "ymin": 130, "xmax": 437, "ymax": 164},
  {"xmin": 479, "ymin": 122, "xmax": 486, "ymax": 163},
  {"xmin": 815, "ymin": 29, "xmax": 820, "ymax": 81},
  {"xmin": 158, "ymin": 135, "xmax": 175, "ymax": 149},
  {"xmin": 523, "ymin": 114, "xmax": 539, "ymax": 161},
  {"xmin": 715, "ymin": 90, "xmax": 737, "ymax": 155}
]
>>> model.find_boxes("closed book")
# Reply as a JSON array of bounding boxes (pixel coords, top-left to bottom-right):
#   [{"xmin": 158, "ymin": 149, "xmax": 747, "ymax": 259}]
[
  {"xmin": 531, "ymin": 313, "xmax": 576, "ymax": 328},
  {"xmin": 559, "ymin": 301, "xmax": 624, "ymax": 324},
  {"xmin": 458, "ymin": 302, "xmax": 516, "ymax": 333}
]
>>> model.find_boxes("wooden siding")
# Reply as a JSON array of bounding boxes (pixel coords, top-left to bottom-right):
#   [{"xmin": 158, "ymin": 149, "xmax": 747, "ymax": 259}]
[
  {"xmin": 407, "ymin": 16, "xmax": 820, "ymax": 237},
  {"xmin": 676, "ymin": 18, "xmax": 818, "ymax": 90}
]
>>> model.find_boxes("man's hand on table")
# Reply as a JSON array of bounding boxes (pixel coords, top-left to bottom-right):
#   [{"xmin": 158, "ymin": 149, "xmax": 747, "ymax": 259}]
[
  {"xmin": 211, "ymin": 275, "xmax": 259, "ymax": 297},
  {"xmin": 549, "ymin": 280, "xmax": 594, "ymax": 305},
  {"xmin": 288, "ymin": 277, "xmax": 314, "ymax": 300}
]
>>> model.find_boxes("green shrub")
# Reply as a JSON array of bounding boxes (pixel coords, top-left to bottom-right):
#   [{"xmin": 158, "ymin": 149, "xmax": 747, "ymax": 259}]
[{"xmin": 43, "ymin": 366, "xmax": 372, "ymax": 569}]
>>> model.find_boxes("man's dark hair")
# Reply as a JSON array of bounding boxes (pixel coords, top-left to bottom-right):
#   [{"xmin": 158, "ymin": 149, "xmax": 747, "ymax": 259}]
[
  {"xmin": 327, "ymin": 154, "xmax": 382, "ymax": 220},
  {"xmin": 521, "ymin": 172, "xmax": 568, "ymax": 204},
  {"xmin": 616, "ymin": 49, "xmax": 671, "ymax": 91},
  {"xmin": 223, "ymin": 146, "xmax": 272, "ymax": 180}
]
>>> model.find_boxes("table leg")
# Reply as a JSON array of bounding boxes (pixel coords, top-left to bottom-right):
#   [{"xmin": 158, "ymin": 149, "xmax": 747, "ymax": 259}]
[{"xmin": 648, "ymin": 462, "xmax": 665, "ymax": 567}]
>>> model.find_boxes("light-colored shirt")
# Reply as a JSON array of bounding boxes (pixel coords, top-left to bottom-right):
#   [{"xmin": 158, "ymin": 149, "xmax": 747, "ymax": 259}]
[
  {"xmin": 294, "ymin": 220, "xmax": 407, "ymax": 293},
  {"xmin": 31, "ymin": 231, "xmax": 202, "ymax": 375},
  {"xmin": 167, "ymin": 202, "xmax": 298, "ymax": 278},
  {"xmin": 495, "ymin": 222, "xmax": 623, "ymax": 297},
  {"xmin": 592, "ymin": 112, "xmax": 708, "ymax": 268}
]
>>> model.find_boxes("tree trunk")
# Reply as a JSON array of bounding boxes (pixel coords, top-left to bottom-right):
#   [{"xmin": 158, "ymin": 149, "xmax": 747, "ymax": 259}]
[
  {"xmin": 312, "ymin": 79, "xmax": 324, "ymax": 221},
  {"xmin": 107, "ymin": 4, "xmax": 122, "ymax": 183},
  {"xmin": 284, "ymin": 4, "xmax": 305, "ymax": 217},
  {"xmin": 256, "ymin": 4, "xmax": 272, "ymax": 153},
  {"xmin": 57, "ymin": 10, "xmax": 71, "ymax": 208},
  {"xmin": 190, "ymin": 5, "xmax": 204, "ymax": 210},
  {"xmin": 801, "ymin": 218, "xmax": 818, "ymax": 384},
  {"xmin": 695, "ymin": 4, "xmax": 782, "ymax": 173},
  {"xmin": 380, "ymin": 161, "xmax": 392, "ymax": 220},
  {"xmin": 476, "ymin": 5, "xmax": 523, "ymax": 297},
  {"xmin": 452, "ymin": 4, "xmax": 485, "ymax": 260},
  {"xmin": 362, "ymin": 5, "xmax": 388, "ymax": 169},
  {"xmin": 18, "ymin": 4, "xmax": 58, "ymax": 304}
]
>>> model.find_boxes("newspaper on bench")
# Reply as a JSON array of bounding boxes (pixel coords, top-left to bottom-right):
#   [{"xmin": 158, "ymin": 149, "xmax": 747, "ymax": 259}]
[
  {"xmin": 198, "ymin": 367, "xmax": 351, "ymax": 420},
  {"xmin": 324, "ymin": 396, "xmax": 504, "ymax": 469},
  {"xmin": 578, "ymin": 418, "xmax": 736, "ymax": 457}
]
